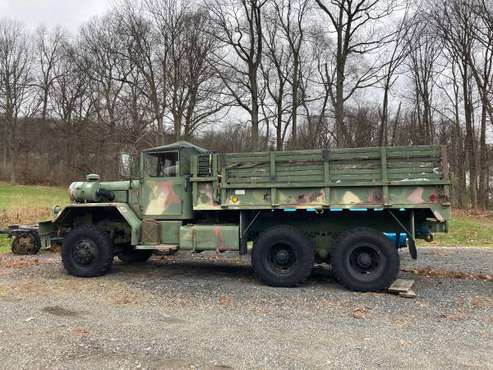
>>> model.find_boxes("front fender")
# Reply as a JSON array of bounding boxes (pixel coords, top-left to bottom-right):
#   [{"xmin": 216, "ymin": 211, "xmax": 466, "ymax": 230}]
[{"xmin": 52, "ymin": 203, "xmax": 141, "ymax": 245}]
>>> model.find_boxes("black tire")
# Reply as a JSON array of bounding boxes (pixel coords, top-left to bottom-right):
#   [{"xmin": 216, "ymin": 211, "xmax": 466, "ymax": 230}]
[
  {"xmin": 117, "ymin": 248, "xmax": 153, "ymax": 263},
  {"xmin": 252, "ymin": 225, "xmax": 315, "ymax": 287},
  {"xmin": 11, "ymin": 232, "xmax": 41, "ymax": 255},
  {"xmin": 331, "ymin": 227, "xmax": 400, "ymax": 292},
  {"xmin": 62, "ymin": 225, "xmax": 114, "ymax": 277}
]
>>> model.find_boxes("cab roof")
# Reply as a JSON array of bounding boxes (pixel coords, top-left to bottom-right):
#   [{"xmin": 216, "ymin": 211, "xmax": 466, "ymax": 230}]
[{"xmin": 142, "ymin": 141, "xmax": 209, "ymax": 154}]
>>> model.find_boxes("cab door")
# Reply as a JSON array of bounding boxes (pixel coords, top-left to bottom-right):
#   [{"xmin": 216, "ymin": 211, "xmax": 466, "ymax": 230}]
[{"xmin": 140, "ymin": 150, "xmax": 191, "ymax": 219}]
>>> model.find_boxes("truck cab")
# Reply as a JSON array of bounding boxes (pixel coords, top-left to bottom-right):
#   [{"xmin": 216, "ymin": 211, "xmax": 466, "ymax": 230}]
[{"xmin": 133, "ymin": 142, "xmax": 208, "ymax": 219}]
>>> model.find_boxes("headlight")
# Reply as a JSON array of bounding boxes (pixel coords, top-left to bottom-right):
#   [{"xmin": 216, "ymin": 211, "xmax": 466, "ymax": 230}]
[{"xmin": 53, "ymin": 205, "xmax": 62, "ymax": 216}]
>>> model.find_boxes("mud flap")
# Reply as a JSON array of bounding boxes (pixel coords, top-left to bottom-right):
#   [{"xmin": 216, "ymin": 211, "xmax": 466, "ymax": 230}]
[
  {"xmin": 408, "ymin": 238, "xmax": 417, "ymax": 260},
  {"xmin": 388, "ymin": 210, "xmax": 418, "ymax": 260}
]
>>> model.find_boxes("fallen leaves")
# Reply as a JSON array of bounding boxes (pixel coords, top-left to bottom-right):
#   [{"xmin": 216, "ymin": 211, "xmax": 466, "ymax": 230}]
[
  {"xmin": 470, "ymin": 296, "xmax": 493, "ymax": 309},
  {"xmin": 0, "ymin": 208, "xmax": 52, "ymax": 228},
  {"xmin": 72, "ymin": 328, "xmax": 90, "ymax": 337},
  {"xmin": 352, "ymin": 306, "xmax": 370, "ymax": 319},
  {"xmin": 439, "ymin": 312, "xmax": 466, "ymax": 321},
  {"xmin": 0, "ymin": 256, "xmax": 42, "ymax": 269},
  {"xmin": 218, "ymin": 295, "xmax": 234, "ymax": 306},
  {"xmin": 111, "ymin": 291, "xmax": 140, "ymax": 305},
  {"xmin": 402, "ymin": 267, "xmax": 492, "ymax": 282}
]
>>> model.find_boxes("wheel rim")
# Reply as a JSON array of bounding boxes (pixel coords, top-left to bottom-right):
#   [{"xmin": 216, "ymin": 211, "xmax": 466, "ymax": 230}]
[
  {"xmin": 12, "ymin": 234, "xmax": 35, "ymax": 254},
  {"xmin": 345, "ymin": 243, "xmax": 385, "ymax": 282},
  {"xmin": 267, "ymin": 243, "xmax": 297, "ymax": 274},
  {"xmin": 72, "ymin": 239, "xmax": 98, "ymax": 266}
]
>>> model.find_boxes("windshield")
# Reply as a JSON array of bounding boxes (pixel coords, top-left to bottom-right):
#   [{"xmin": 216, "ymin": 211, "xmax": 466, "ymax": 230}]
[{"xmin": 145, "ymin": 152, "xmax": 178, "ymax": 177}]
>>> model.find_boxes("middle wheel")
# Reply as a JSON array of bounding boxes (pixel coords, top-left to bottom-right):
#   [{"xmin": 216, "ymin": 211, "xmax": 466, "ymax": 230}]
[{"xmin": 252, "ymin": 225, "xmax": 314, "ymax": 287}]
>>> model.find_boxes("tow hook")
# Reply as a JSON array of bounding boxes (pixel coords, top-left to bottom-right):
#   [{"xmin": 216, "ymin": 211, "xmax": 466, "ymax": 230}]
[{"xmin": 424, "ymin": 233, "xmax": 434, "ymax": 243}]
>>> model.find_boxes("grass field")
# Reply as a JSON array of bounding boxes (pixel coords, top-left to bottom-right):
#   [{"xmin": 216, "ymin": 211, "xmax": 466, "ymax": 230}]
[
  {"xmin": 1, "ymin": 183, "xmax": 492, "ymax": 253},
  {"xmin": 0, "ymin": 182, "xmax": 68, "ymax": 253},
  {"xmin": 423, "ymin": 213, "xmax": 493, "ymax": 248}
]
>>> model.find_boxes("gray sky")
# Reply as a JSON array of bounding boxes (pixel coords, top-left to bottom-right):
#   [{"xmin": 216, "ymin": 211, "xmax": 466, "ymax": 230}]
[{"xmin": 0, "ymin": 0, "xmax": 110, "ymax": 32}]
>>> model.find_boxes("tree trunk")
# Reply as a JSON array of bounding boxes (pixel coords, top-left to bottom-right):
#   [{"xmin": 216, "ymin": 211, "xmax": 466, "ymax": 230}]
[
  {"xmin": 462, "ymin": 64, "xmax": 477, "ymax": 209},
  {"xmin": 479, "ymin": 103, "xmax": 488, "ymax": 210},
  {"xmin": 335, "ymin": 68, "xmax": 345, "ymax": 147},
  {"xmin": 8, "ymin": 122, "xmax": 17, "ymax": 184},
  {"xmin": 291, "ymin": 56, "xmax": 299, "ymax": 148},
  {"xmin": 379, "ymin": 77, "xmax": 390, "ymax": 147},
  {"xmin": 250, "ymin": 71, "xmax": 260, "ymax": 151}
]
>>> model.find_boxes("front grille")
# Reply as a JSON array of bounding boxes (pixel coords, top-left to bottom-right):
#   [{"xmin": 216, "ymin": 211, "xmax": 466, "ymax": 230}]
[{"xmin": 197, "ymin": 154, "xmax": 212, "ymax": 177}]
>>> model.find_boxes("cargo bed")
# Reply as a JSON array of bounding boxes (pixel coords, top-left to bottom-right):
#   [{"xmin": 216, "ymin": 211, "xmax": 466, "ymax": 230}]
[{"xmin": 191, "ymin": 145, "xmax": 450, "ymax": 220}]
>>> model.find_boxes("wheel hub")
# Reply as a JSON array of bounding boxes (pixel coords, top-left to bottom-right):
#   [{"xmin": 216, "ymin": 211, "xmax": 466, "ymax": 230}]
[
  {"xmin": 347, "ymin": 245, "xmax": 383, "ymax": 280},
  {"xmin": 73, "ymin": 240, "xmax": 96, "ymax": 265},
  {"xmin": 357, "ymin": 252, "xmax": 372, "ymax": 268},
  {"xmin": 274, "ymin": 249, "xmax": 290, "ymax": 265}
]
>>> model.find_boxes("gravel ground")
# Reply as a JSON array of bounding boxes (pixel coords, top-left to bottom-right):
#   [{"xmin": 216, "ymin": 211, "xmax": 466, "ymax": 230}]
[{"xmin": 0, "ymin": 247, "xmax": 491, "ymax": 370}]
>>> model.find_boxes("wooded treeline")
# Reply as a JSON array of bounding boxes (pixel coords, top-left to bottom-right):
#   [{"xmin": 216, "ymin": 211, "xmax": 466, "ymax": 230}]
[{"xmin": 0, "ymin": 0, "xmax": 492, "ymax": 209}]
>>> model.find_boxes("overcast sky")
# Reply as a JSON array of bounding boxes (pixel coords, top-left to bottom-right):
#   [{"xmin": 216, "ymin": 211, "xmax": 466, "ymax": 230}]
[{"xmin": 0, "ymin": 0, "xmax": 110, "ymax": 32}]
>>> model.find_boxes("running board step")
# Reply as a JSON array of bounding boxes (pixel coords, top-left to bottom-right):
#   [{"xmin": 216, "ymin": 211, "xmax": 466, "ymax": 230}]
[{"xmin": 136, "ymin": 244, "xmax": 179, "ymax": 253}]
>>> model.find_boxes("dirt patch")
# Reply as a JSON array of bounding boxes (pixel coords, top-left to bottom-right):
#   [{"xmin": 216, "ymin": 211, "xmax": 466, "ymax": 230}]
[
  {"xmin": 0, "ymin": 255, "xmax": 45, "ymax": 270},
  {"xmin": 402, "ymin": 267, "xmax": 493, "ymax": 282},
  {"xmin": 0, "ymin": 208, "xmax": 51, "ymax": 228},
  {"xmin": 470, "ymin": 295, "xmax": 493, "ymax": 309},
  {"xmin": 42, "ymin": 305, "xmax": 83, "ymax": 317},
  {"xmin": 7, "ymin": 279, "xmax": 50, "ymax": 295}
]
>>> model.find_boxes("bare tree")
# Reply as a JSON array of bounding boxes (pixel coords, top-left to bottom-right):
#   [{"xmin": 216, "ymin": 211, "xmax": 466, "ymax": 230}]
[
  {"xmin": 0, "ymin": 20, "xmax": 33, "ymax": 183},
  {"xmin": 163, "ymin": 8, "xmax": 226, "ymax": 140},
  {"xmin": 404, "ymin": 15, "xmax": 442, "ymax": 145},
  {"xmin": 261, "ymin": 4, "xmax": 293, "ymax": 150},
  {"xmin": 378, "ymin": 4, "xmax": 411, "ymax": 146},
  {"xmin": 76, "ymin": 13, "xmax": 132, "ymax": 176},
  {"xmin": 271, "ymin": 0, "xmax": 310, "ymax": 147},
  {"xmin": 207, "ymin": 0, "xmax": 266, "ymax": 150},
  {"xmin": 430, "ymin": 0, "xmax": 479, "ymax": 208},
  {"xmin": 35, "ymin": 26, "xmax": 66, "ymax": 121},
  {"xmin": 314, "ymin": 0, "xmax": 399, "ymax": 147},
  {"xmin": 470, "ymin": 0, "xmax": 493, "ymax": 123},
  {"xmin": 117, "ymin": 0, "xmax": 168, "ymax": 144}
]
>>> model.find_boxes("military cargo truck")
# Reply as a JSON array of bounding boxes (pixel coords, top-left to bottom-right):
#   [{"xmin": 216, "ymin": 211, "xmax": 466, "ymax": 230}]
[{"xmin": 39, "ymin": 142, "xmax": 450, "ymax": 291}]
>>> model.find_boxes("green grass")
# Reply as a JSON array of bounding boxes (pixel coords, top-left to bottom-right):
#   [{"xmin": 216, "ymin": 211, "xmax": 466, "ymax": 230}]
[
  {"xmin": 0, "ymin": 182, "xmax": 68, "ymax": 211},
  {"xmin": 0, "ymin": 236, "xmax": 9, "ymax": 253},
  {"xmin": 424, "ymin": 214, "xmax": 493, "ymax": 248},
  {"xmin": 0, "ymin": 182, "xmax": 68, "ymax": 253}
]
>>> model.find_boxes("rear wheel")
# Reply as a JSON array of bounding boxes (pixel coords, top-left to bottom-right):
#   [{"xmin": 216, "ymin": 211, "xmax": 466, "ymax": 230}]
[
  {"xmin": 252, "ymin": 225, "xmax": 314, "ymax": 287},
  {"xmin": 331, "ymin": 227, "xmax": 399, "ymax": 292},
  {"xmin": 62, "ymin": 225, "xmax": 113, "ymax": 277},
  {"xmin": 117, "ymin": 248, "xmax": 153, "ymax": 263}
]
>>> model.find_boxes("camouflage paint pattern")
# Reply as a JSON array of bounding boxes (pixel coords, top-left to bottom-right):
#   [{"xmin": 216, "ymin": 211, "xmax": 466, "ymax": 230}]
[
  {"xmin": 141, "ymin": 178, "xmax": 193, "ymax": 219},
  {"xmin": 142, "ymin": 179, "xmax": 182, "ymax": 216},
  {"xmin": 190, "ymin": 145, "xmax": 451, "ymax": 223},
  {"xmin": 179, "ymin": 225, "xmax": 239, "ymax": 252},
  {"xmin": 195, "ymin": 183, "xmax": 222, "ymax": 210},
  {"xmin": 160, "ymin": 221, "xmax": 182, "ymax": 244}
]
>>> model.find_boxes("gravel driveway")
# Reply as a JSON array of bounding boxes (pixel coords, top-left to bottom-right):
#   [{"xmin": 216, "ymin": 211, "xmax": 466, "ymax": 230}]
[{"xmin": 0, "ymin": 247, "xmax": 491, "ymax": 370}]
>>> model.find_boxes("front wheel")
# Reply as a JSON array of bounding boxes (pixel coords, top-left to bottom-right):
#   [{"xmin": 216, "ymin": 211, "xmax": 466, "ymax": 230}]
[
  {"xmin": 62, "ymin": 225, "xmax": 114, "ymax": 277},
  {"xmin": 252, "ymin": 225, "xmax": 314, "ymax": 287},
  {"xmin": 331, "ymin": 227, "xmax": 400, "ymax": 292}
]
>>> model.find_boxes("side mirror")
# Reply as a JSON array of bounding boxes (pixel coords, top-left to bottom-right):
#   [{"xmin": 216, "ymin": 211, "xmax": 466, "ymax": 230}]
[{"xmin": 119, "ymin": 153, "xmax": 132, "ymax": 179}]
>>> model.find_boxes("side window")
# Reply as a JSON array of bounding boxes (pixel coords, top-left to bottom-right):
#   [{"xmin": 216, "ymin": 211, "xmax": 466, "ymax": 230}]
[{"xmin": 146, "ymin": 152, "xmax": 178, "ymax": 177}]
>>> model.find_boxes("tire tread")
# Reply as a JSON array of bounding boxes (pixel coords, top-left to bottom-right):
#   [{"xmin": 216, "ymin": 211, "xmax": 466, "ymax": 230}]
[
  {"xmin": 62, "ymin": 224, "xmax": 113, "ymax": 277},
  {"xmin": 331, "ymin": 227, "xmax": 400, "ymax": 292}
]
